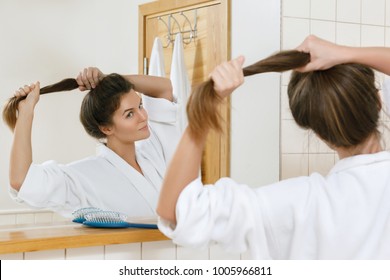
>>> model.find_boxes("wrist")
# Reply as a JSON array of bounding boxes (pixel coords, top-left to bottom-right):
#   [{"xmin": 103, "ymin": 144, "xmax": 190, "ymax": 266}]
[
  {"xmin": 338, "ymin": 45, "xmax": 357, "ymax": 65},
  {"xmin": 18, "ymin": 106, "xmax": 35, "ymax": 119}
]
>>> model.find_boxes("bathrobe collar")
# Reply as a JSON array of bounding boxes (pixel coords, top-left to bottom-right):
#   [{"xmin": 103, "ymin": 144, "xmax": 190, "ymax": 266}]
[
  {"xmin": 329, "ymin": 151, "xmax": 390, "ymax": 175},
  {"xmin": 96, "ymin": 144, "xmax": 158, "ymax": 213}
]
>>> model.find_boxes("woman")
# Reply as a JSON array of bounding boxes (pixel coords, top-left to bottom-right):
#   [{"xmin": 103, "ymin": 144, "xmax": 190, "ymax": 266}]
[
  {"xmin": 156, "ymin": 35, "xmax": 390, "ymax": 259},
  {"xmin": 7, "ymin": 68, "xmax": 180, "ymax": 217}
]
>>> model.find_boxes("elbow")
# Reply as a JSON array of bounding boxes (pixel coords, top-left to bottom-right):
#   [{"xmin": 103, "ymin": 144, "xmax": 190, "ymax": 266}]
[
  {"xmin": 9, "ymin": 174, "xmax": 26, "ymax": 192},
  {"xmin": 162, "ymin": 79, "xmax": 173, "ymax": 101},
  {"xmin": 9, "ymin": 179, "xmax": 23, "ymax": 191},
  {"xmin": 156, "ymin": 204, "xmax": 177, "ymax": 225}
]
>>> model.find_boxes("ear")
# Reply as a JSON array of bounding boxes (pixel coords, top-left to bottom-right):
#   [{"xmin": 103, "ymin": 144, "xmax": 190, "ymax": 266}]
[{"xmin": 99, "ymin": 125, "xmax": 114, "ymax": 136}]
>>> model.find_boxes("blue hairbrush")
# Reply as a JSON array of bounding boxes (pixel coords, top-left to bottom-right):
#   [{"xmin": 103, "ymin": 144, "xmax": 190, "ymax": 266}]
[
  {"xmin": 83, "ymin": 211, "xmax": 158, "ymax": 229},
  {"xmin": 71, "ymin": 207, "xmax": 102, "ymax": 223}
]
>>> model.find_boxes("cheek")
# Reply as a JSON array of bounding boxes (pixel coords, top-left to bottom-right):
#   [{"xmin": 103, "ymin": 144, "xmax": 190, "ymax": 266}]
[{"xmin": 115, "ymin": 119, "xmax": 138, "ymax": 134}]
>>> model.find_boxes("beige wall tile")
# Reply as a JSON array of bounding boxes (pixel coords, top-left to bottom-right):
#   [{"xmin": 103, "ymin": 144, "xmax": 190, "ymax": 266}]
[
  {"xmin": 281, "ymin": 154, "xmax": 309, "ymax": 179},
  {"xmin": 309, "ymin": 154, "xmax": 336, "ymax": 176}
]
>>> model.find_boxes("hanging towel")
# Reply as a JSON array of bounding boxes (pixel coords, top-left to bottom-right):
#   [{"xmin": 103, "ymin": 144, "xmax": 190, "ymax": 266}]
[
  {"xmin": 382, "ymin": 78, "xmax": 390, "ymax": 116},
  {"xmin": 149, "ymin": 37, "xmax": 166, "ymax": 77},
  {"xmin": 170, "ymin": 33, "xmax": 191, "ymax": 133}
]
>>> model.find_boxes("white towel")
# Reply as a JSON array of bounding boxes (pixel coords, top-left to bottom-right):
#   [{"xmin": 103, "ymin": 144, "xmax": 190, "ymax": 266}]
[
  {"xmin": 170, "ymin": 33, "xmax": 191, "ymax": 133},
  {"xmin": 149, "ymin": 37, "xmax": 166, "ymax": 77},
  {"xmin": 382, "ymin": 77, "xmax": 390, "ymax": 116}
]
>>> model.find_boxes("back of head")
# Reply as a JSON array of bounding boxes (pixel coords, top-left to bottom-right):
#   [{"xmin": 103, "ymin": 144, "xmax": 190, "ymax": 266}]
[
  {"xmin": 186, "ymin": 50, "xmax": 381, "ymax": 149},
  {"xmin": 288, "ymin": 64, "xmax": 380, "ymax": 148},
  {"xmin": 80, "ymin": 73, "xmax": 134, "ymax": 140}
]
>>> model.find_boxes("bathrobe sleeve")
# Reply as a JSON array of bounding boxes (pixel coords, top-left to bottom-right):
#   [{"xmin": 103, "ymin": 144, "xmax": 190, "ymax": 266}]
[
  {"xmin": 158, "ymin": 175, "xmax": 318, "ymax": 259},
  {"xmin": 158, "ymin": 177, "xmax": 274, "ymax": 259},
  {"xmin": 9, "ymin": 160, "xmax": 89, "ymax": 217},
  {"xmin": 141, "ymin": 95, "xmax": 180, "ymax": 165}
]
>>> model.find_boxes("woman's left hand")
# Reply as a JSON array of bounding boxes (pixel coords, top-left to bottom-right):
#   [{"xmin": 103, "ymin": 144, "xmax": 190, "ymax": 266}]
[
  {"xmin": 210, "ymin": 56, "xmax": 245, "ymax": 99},
  {"xmin": 76, "ymin": 67, "xmax": 105, "ymax": 91}
]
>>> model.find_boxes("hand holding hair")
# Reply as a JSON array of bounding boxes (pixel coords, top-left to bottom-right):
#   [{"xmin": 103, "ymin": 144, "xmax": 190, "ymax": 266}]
[
  {"xmin": 15, "ymin": 82, "xmax": 41, "ymax": 113},
  {"xmin": 76, "ymin": 67, "xmax": 105, "ymax": 91},
  {"xmin": 295, "ymin": 35, "xmax": 348, "ymax": 72},
  {"xmin": 187, "ymin": 50, "xmax": 310, "ymax": 140},
  {"xmin": 210, "ymin": 56, "xmax": 245, "ymax": 99},
  {"xmin": 3, "ymin": 78, "xmax": 79, "ymax": 130}
]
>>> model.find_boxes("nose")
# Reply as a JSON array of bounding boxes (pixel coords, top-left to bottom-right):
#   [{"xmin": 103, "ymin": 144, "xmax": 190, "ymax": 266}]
[{"xmin": 137, "ymin": 109, "xmax": 148, "ymax": 121}]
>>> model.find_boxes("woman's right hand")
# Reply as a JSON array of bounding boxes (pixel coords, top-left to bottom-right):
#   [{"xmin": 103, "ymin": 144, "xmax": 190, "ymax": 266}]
[
  {"xmin": 295, "ymin": 35, "xmax": 349, "ymax": 72},
  {"xmin": 15, "ymin": 82, "xmax": 40, "ymax": 112},
  {"xmin": 76, "ymin": 67, "xmax": 105, "ymax": 91}
]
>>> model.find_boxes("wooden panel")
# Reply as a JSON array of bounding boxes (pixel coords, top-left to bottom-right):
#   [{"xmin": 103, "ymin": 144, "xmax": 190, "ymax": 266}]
[
  {"xmin": 139, "ymin": 0, "xmax": 230, "ymax": 184},
  {"xmin": 0, "ymin": 222, "xmax": 168, "ymax": 254}
]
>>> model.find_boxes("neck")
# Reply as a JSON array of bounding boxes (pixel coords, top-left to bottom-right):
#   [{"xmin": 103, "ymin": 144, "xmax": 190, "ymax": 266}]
[
  {"xmin": 106, "ymin": 139, "xmax": 143, "ymax": 174},
  {"xmin": 335, "ymin": 133, "xmax": 383, "ymax": 159}
]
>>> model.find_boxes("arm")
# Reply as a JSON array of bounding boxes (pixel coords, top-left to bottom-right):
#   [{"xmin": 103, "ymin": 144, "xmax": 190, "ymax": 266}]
[
  {"xmin": 156, "ymin": 56, "xmax": 245, "ymax": 224},
  {"xmin": 296, "ymin": 35, "xmax": 390, "ymax": 75},
  {"xmin": 76, "ymin": 67, "xmax": 173, "ymax": 101},
  {"xmin": 125, "ymin": 75, "xmax": 173, "ymax": 102},
  {"xmin": 9, "ymin": 82, "xmax": 40, "ymax": 191}
]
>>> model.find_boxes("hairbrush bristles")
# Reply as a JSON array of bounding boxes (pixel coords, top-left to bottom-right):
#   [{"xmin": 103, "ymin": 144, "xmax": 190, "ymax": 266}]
[
  {"xmin": 72, "ymin": 207, "xmax": 102, "ymax": 223},
  {"xmin": 84, "ymin": 211, "xmax": 128, "ymax": 223}
]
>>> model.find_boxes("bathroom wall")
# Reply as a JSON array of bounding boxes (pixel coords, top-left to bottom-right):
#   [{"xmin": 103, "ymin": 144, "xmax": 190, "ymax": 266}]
[{"xmin": 281, "ymin": 0, "xmax": 390, "ymax": 180}]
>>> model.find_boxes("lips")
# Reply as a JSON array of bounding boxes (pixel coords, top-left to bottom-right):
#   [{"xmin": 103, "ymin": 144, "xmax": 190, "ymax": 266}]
[{"xmin": 139, "ymin": 125, "xmax": 148, "ymax": 131}]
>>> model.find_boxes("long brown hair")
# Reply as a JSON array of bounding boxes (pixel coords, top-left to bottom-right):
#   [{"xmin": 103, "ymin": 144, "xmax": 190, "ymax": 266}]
[
  {"xmin": 2, "ymin": 74, "xmax": 134, "ymax": 141},
  {"xmin": 3, "ymin": 79, "xmax": 79, "ymax": 130},
  {"xmin": 187, "ymin": 50, "xmax": 381, "ymax": 148},
  {"xmin": 187, "ymin": 51, "xmax": 310, "ymax": 139}
]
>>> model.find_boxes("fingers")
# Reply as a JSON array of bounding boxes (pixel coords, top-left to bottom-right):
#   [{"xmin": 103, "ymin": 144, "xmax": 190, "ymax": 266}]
[
  {"xmin": 210, "ymin": 56, "xmax": 245, "ymax": 98},
  {"xmin": 92, "ymin": 70, "xmax": 100, "ymax": 88},
  {"xmin": 28, "ymin": 81, "xmax": 41, "ymax": 101},
  {"xmin": 232, "ymin": 55, "xmax": 245, "ymax": 69},
  {"xmin": 82, "ymin": 68, "xmax": 92, "ymax": 90},
  {"xmin": 76, "ymin": 67, "xmax": 103, "ymax": 90},
  {"xmin": 14, "ymin": 83, "xmax": 35, "ymax": 97}
]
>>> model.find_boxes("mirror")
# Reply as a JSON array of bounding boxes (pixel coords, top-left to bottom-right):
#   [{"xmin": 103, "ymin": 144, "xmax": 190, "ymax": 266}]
[
  {"xmin": 0, "ymin": 0, "xmax": 157, "ymax": 221},
  {"xmin": 0, "ymin": 0, "xmax": 282, "ymax": 226}
]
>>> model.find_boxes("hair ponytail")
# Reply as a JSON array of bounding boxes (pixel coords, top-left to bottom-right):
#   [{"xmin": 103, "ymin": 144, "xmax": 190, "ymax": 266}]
[
  {"xmin": 2, "ymin": 78, "xmax": 79, "ymax": 130},
  {"xmin": 186, "ymin": 50, "xmax": 310, "ymax": 140}
]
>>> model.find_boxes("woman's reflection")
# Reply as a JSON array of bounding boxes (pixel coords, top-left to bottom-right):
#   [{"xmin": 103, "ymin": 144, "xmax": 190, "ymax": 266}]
[{"xmin": 4, "ymin": 68, "xmax": 180, "ymax": 217}]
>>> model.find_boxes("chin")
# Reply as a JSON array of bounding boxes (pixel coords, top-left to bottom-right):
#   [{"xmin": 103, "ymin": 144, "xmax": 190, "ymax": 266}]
[{"xmin": 138, "ymin": 130, "xmax": 150, "ymax": 140}]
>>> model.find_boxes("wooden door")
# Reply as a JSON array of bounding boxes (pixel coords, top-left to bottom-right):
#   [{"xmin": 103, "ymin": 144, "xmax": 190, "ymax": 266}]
[{"xmin": 139, "ymin": 0, "xmax": 230, "ymax": 184}]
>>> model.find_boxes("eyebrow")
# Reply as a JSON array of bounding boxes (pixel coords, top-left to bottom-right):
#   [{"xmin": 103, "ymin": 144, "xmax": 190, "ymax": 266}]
[{"xmin": 122, "ymin": 99, "xmax": 143, "ymax": 116}]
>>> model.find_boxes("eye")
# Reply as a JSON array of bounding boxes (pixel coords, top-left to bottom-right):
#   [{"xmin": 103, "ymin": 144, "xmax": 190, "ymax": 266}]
[
  {"xmin": 139, "ymin": 103, "xmax": 144, "ymax": 110},
  {"xmin": 126, "ymin": 111, "xmax": 134, "ymax": 118}
]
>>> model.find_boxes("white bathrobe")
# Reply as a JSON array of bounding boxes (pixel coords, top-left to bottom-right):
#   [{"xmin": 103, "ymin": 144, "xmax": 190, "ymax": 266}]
[
  {"xmin": 159, "ymin": 151, "xmax": 390, "ymax": 259},
  {"xmin": 10, "ymin": 95, "xmax": 180, "ymax": 218}
]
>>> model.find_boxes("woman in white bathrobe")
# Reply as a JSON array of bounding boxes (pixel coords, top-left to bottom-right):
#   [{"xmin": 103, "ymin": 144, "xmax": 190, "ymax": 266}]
[
  {"xmin": 157, "ymin": 35, "xmax": 390, "ymax": 259},
  {"xmin": 8, "ymin": 69, "xmax": 179, "ymax": 217}
]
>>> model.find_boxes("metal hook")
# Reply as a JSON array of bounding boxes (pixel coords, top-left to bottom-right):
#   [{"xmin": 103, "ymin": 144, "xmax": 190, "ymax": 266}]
[
  {"xmin": 156, "ymin": 9, "xmax": 198, "ymax": 48},
  {"xmin": 158, "ymin": 16, "xmax": 171, "ymax": 48},
  {"xmin": 169, "ymin": 14, "xmax": 182, "ymax": 37},
  {"xmin": 180, "ymin": 10, "xmax": 197, "ymax": 44}
]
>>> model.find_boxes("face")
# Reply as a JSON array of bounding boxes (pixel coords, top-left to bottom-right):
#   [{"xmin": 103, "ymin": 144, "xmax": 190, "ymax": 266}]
[{"xmin": 103, "ymin": 89, "xmax": 150, "ymax": 143}]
